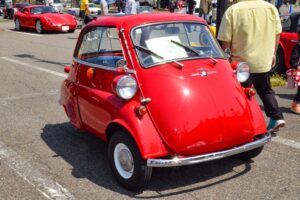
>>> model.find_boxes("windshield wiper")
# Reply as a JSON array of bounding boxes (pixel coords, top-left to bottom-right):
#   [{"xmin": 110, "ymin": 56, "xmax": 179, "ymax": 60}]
[
  {"xmin": 135, "ymin": 45, "xmax": 184, "ymax": 68},
  {"xmin": 135, "ymin": 45, "xmax": 164, "ymax": 60},
  {"xmin": 170, "ymin": 40, "xmax": 218, "ymax": 64}
]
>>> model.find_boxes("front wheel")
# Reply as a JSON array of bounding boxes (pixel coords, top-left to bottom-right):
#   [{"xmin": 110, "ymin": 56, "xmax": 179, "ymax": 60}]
[
  {"xmin": 15, "ymin": 18, "xmax": 22, "ymax": 31},
  {"xmin": 239, "ymin": 146, "xmax": 264, "ymax": 161},
  {"xmin": 108, "ymin": 130, "xmax": 152, "ymax": 191},
  {"xmin": 36, "ymin": 20, "xmax": 44, "ymax": 34}
]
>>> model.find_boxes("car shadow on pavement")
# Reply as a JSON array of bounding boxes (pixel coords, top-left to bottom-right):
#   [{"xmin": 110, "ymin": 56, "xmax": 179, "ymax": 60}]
[
  {"xmin": 277, "ymin": 93, "xmax": 295, "ymax": 101},
  {"xmin": 14, "ymin": 54, "xmax": 69, "ymax": 67},
  {"xmin": 9, "ymin": 28, "xmax": 74, "ymax": 35},
  {"xmin": 41, "ymin": 122, "xmax": 252, "ymax": 198}
]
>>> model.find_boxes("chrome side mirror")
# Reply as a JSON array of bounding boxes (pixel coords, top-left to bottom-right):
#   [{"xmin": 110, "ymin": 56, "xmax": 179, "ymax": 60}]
[{"xmin": 116, "ymin": 59, "xmax": 128, "ymax": 73}]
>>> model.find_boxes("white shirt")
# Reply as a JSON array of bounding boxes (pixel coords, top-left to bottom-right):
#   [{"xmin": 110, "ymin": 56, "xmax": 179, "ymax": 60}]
[
  {"xmin": 100, "ymin": 0, "xmax": 108, "ymax": 15},
  {"xmin": 125, "ymin": 0, "xmax": 136, "ymax": 14},
  {"xmin": 5, "ymin": 0, "xmax": 12, "ymax": 8},
  {"xmin": 48, "ymin": 0, "xmax": 54, "ymax": 6}
]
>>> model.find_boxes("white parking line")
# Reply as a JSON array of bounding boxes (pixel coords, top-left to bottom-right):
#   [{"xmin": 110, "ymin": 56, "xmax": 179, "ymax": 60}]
[
  {"xmin": 272, "ymin": 136, "xmax": 300, "ymax": 150},
  {"xmin": 0, "ymin": 141, "xmax": 75, "ymax": 200},
  {"xmin": 5, "ymin": 29, "xmax": 43, "ymax": 37},
  {"xmin": 0, "ymin": 90, "xmax": 59, "ymax": 105},
  {"xmin": 1, "ymin": 57, "xmax": 67, "ymax": 78}
]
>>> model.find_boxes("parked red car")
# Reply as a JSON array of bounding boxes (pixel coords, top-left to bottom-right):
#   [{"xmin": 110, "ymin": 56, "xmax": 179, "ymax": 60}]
[
  {"xmin": 60, "ymin": 13, "xmax": 271, "ymax": 190},
  {"xmin": 274, "ymin": 12, "xmax": 300, "ymax": 74},
  {"xmin": 14, "ymin": 5, "xmax": 77, "ymax": 33}
]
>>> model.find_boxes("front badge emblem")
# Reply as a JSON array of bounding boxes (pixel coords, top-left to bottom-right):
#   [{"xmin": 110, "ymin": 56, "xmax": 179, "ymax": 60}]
[{"xmin": 191, "ymin": 68, "xmax": 216, "ymax": 77}]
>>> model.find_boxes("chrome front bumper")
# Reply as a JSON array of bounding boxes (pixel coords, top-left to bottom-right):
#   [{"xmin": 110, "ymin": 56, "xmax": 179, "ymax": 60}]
[{"xmin": 147, "ymin": 133, "xmax": 271, "ymax": 167}]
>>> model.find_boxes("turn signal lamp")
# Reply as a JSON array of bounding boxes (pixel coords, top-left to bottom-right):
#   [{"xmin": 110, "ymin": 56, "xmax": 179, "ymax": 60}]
[
  {"xmin": 87, "ymin": 68, "xmax": 95, "ymax": 79},
  {"xmin": 136, "ymin": 105, "xmax": 147, "ymax": 116},
  {"xmin": 244, "ymin": 88, "xmax": 256, "ymax": 98},
  {"xmin": 64, "ymin": 66, "xmax": 71, "ymax": 73}
]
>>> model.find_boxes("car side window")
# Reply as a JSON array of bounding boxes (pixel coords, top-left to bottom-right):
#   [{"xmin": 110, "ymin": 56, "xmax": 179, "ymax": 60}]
[
  {"xmin": 77, "ymin": 27, "xmax": 123, "ymax": 68},
  {"xmin": 31, "ymin": 7, "xmax": 43, "ymax": 14},
  {"xmin": 22, "ymin": 8, "xmax": 28, "ymax": 13}
]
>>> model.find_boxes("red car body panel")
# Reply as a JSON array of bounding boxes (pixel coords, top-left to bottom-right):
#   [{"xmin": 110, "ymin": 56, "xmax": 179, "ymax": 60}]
[
  {"xmin": 135, "ymin": 59, "xmax": 262, "ymax": 155},
  {"xmin": 280, "ymin": 32, "xmax": 297, "ymax": 70},
  {"xmin": 278, "ymin": 13, "xmax": 300, "ymax": 71},
  {"xmin": 14, "ymin": 5, "xmax": 77, "ymax": 32},
  {"xmin": 61, "ymin": 13, "xmax": 267, "ymax": 159}
]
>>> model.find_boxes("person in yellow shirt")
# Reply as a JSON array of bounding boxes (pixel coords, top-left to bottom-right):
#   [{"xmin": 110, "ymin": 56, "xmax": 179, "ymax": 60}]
[
  {"xmin": 217, "ymin": 0, "xmax": 285, "ymax": 134},
  {"xmin": 80, "ymin": 0, "xmax": 90, "ymax": 19}
]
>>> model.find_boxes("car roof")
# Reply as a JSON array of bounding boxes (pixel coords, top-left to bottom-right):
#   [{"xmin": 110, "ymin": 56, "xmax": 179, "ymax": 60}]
[
  {"xmin": 86, "ymin": 13, "xmax": 207, "ymax": 30},
  {"xmin": 24, "ymin": 5, "xmax": 47, "ymax": 9}
]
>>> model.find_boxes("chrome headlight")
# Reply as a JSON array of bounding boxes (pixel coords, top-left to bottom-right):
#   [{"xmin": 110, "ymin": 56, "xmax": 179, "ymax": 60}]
[
  {"xmin": 236, "ymin": 62, "xmax": 250, "ymax": 83},
  {"xmin": 116, "ymin": 76, "xmax": 137, "ymax": 100}
]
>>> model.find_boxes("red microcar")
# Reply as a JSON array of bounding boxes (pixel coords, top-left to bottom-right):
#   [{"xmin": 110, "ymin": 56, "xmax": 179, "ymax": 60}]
[
  {"xmin": 60, "ymin": 13, "xmax": 271, "ymax": 190},
  {"xmin": 14, "ymin": 5, "xmax": 77, "ymax": 34}
]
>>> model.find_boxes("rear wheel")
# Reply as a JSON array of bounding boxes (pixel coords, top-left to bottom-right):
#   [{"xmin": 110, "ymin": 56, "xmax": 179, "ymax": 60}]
[
  {"xmin": 108, "ymin": 130, "xmax": 152, "ymax": 191},
  {"xmin": 15, "ymin": 18, "xmax": 22, "ymax": 31},
  {"xmin": 36, "ymin": 20, "xmax": 43, "ymax": 34},
  {"xmin": 239, "ymin": 146, "xmax": 264, "ymax": 161}
]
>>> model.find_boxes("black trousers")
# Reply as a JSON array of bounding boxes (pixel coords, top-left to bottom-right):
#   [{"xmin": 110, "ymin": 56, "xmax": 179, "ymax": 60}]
[
  {"xmin": 294, "ymin": 87, "xmax": 300, "ymax": 103},
  {"xmin": 243, "ymin": 72, "xmax": 284, "ymax": 120}
]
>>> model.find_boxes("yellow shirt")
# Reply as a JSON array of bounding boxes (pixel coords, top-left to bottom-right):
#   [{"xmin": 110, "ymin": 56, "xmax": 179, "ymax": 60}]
[
  {"xmin": 80, "ymin": 0, "xmax": 89, "ymax": 13},
  {"xmin": 217, "ymin": 0, "xmax": 282, "ymax": 73}
]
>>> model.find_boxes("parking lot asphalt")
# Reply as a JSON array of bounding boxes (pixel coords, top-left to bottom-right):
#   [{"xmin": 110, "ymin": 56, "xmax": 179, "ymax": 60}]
[{"xmin": 0, "ymin": 20, "xmax": 299, "ymax": 200}]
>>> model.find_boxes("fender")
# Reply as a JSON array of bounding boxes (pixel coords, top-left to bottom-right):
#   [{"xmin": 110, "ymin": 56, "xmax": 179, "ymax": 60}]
[
  {"xmin": 246, "ymin": 97, "xmax": 267, "ymax": 136},
  {"xmin": 60, "ymin": 65, "xmax": 83, "ymax": 129},
  {"xmin": 105, "ymin": 104, "xmax": 170, "ymax": 159}
]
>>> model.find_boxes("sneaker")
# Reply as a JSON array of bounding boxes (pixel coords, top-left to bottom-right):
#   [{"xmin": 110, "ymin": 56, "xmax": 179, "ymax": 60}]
[
  {"xmin": 267, "ymin": 119, "xmax": 285, "ymax": 133},
  {"xmin": 291, "ymin": 102, "xmax": 300, "ymax": 114}
]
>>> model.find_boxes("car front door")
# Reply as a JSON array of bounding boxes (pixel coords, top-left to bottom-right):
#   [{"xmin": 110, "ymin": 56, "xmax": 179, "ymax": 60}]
[
  {"xmin": 74, "ymin": 27, "xmax": 125, "ymax": 136},
  {"xmin": 281, "ymin": 16, "xmax": 299, "ymax": 69},
  {"xmin": 19, "ymin": 7, "xmax": 30, "ymax": 27}
]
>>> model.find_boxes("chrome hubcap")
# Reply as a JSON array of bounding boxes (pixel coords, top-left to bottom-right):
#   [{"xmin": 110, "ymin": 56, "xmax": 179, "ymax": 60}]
[
  {"xmin": 114, "ymin": 143, "xmax": 134, "ymax": 179},
  {"xmin": 15, "ymin": 19, "xmax": 20, "ymax": 30},
  {"xmin": 36, "ymin": 21, "xmax": 42, "ymax": 33}
]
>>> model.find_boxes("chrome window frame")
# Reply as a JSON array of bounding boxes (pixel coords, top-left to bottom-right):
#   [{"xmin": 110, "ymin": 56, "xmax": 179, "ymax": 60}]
[{"xmin": 130, "ymin": 21, "xmax": 226, "ymax": 69}]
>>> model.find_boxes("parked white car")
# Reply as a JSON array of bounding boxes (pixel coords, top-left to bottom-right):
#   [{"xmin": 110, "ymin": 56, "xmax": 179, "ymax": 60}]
[
  {"xmin": 88, "ymin": 3, "xmax": 101, "ymax": 15},
  {"xmin": 52, "ymin": 0, "xmax": 64, "ymax": 13}
]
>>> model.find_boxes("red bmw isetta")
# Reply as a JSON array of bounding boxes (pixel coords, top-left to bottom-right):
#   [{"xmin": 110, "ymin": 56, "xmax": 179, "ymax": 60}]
[{"xmin": 60, "ymin": 13, "xmax": 271, "ymax": 190}]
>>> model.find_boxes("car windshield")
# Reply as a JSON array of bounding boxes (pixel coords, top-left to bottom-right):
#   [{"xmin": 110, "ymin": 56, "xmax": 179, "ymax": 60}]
[
  {"xmin": 31, "ymin": 6, "xmax": 57, "ymax": 14},
  {"xmin": 88, "ymin": 4, "xmax": 96, "ymax": 8},
  {"xmin": 131, "ymin": 22, "xmax": 225, "ymax": 68}
]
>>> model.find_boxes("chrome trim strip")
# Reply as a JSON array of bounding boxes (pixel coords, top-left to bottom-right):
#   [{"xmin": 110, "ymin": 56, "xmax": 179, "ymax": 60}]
[
  {"xmin": 147, "ymin": 133, "xmax": 271, "ymax": 167},
  {"xmin": 73, "ymin": 58, "xmax": 136, "ymax": 74}
]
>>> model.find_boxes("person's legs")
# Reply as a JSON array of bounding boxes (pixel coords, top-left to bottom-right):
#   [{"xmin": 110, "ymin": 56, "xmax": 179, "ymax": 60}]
[
  {"xmin": 294, "ymin": 87, "xmax": 300, "ymax": 103},
  {"xmin": 8, "ymin": 8, "xmax": 13, "ymax": 19},
  {"xmin": 251, "ymin": 72, "xmax": 285, "ymax": 132},
  {"xmin": 252, "ymin": 72, "xmax": 284, "ymax": 120},
  {"xmin": 291, "ymin": 87, "xmax": 300, "ymax": 114}
]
